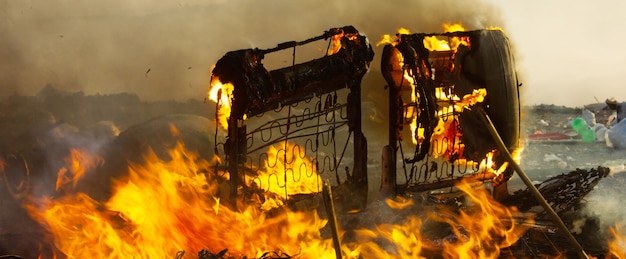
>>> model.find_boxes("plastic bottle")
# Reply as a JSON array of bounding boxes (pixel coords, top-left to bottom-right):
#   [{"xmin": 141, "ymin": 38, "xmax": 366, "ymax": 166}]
[{"xmin": 571, "ymin": 117, "xmax": 596, "ymax": 142}]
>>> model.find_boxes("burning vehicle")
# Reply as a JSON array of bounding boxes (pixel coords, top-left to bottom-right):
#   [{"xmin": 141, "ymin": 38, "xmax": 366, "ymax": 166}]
[{"xmin": 0, "ymin": 25, "xmax": 623, "ymax": 258}]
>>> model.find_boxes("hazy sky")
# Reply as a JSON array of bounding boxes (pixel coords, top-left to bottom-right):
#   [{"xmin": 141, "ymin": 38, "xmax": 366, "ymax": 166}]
[
  {"xmin": 1, "ymin": 0, "xmax": 624, "ymax": 107},
  {"xmin": 486, "ymin": 0, "xmax": 626, "ymax": 106}
]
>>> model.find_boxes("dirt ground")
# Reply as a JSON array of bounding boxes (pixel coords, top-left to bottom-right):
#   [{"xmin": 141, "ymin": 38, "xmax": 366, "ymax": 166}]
[
  {"xmin": 515, "ymin": 104, "xmax": 626, "ymax": 189},
  {"xmin": 516, "ymin": 104, "xmax": 626, "ymax": 251}
]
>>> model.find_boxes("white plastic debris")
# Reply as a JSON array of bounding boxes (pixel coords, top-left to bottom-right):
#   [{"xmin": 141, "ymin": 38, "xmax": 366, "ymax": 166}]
[
  {"xmin": 592, "ymin": 124, "xmax": 607, "ymax": 142},
  {"xmin": 543, "ymin": 153, "xmax": 568, "ymax": 169},
  {"xmin": 581, "ymin": 108, "xmax": 597, "ymax": 127},
  {"xmin": 606, "ymin": 118, "xmax": 626, "ymax": 149}
]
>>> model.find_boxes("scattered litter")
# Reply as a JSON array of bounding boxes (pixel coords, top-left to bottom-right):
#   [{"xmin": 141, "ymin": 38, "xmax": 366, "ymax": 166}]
[
  {"xmin": 543, "ymin": 153, "xmax": 568, "ymax": 169},
  {"xmin": 581, "ymin": 108, "xmax": 596, "ymax": 126},
  {"xmin": 592, "ymin": 124, "xmax": 608, "ymax": 142},
  {"xmin": 607, "ymin": 118, "xmax": 626, "ymax": 149},
  {"xmin": 543, "ymin": 153, "xmax": 562, "ymax": 162},
  {"xmin": 527, "ymin": 132, "xmax": 571, "ymax": 141},
  {"xmin": 571, "ymin": 117, "xmax": 596, "ymax": 142}
]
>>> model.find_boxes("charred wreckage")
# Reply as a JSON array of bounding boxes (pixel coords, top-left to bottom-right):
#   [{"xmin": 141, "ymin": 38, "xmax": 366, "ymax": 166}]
[
  {"xmin": 0, "ymin": 25, "xmax": 616, "ymax": 258},
  {"xmin": 206, "ymin": 26, "xmax": 611, "ymax": 258}
]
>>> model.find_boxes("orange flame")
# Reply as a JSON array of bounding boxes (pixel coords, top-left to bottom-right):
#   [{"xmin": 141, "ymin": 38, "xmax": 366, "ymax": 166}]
[
  {"xmin": 327, "ymin": 31, "xmax": 345, "ymax": 55},
  {"xmin": 438, "ymin": 180, "xmax": 534, "ymax": 258},
  {"xmin": 26, "ymin": 137, "xmax": 536, "ymax": 258},
  {"xmin": 27, "ymin": 141, "xmax": 340, "ymax": 258},
  {"xmin": 55, "ymin": 148, "xmax": 104, "ymax": 191},
  {"xmin": 608, "ymin": 225, "xmax": 626, "ymax": 258},
  {"xmin": 207, "ymin": 76, "xmax": 235, "ymax": 130},
  {"xmin": 350, "ymin": 180, "xmax": 533, "ymax": 258},
  {"xmin": 423, "ymin": 23, "xmax": 468, "ymax": 52},
  {"xmin": 247, "ymin": 142, "xmax": 322, "ymax": 209}
]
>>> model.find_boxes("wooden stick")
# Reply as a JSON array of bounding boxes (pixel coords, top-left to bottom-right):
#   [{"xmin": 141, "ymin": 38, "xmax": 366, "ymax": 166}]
[{"xmin": 322, "ymin": 181, "xmax": 343, "ymax": 259}]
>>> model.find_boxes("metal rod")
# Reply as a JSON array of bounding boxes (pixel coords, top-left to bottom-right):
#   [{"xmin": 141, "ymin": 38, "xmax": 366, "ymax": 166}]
[
  {"xmin": 322, "ymin": 181, "xmax": 343, "ymax": 259},
  {"xmin": 475, "ymin": 106, "xmax": 589, "ymax": 259}
]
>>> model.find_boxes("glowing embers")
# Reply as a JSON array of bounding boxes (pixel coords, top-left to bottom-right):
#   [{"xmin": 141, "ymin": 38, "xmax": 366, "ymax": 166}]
[{"xmin": 207, "ymin": 76, "xmax": 236, "ymax": 130}]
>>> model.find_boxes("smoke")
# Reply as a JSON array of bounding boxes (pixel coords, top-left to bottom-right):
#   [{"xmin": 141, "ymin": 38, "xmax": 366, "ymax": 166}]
[
  {"xmin": 0, "ymin": 0, "xmax": 504, "ymax": 101},
  {"xmin": 581, "ymin": 170, "xmax": 626, "ymax": 235}
]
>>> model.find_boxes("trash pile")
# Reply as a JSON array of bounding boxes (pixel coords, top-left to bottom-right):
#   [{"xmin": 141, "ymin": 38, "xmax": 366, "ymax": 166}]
[
  {"xmin": 572, "ymin": 98, "xmax": 626, "ymax": 148},
  {"xmin": 527, "ymin": 98, "xmax": 626, "ymax": 149}
]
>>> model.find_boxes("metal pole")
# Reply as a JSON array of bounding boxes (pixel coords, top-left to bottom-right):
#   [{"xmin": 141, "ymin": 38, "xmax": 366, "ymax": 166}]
[{"xmin": 475, "ymin": 106, "xmax": 588, "ymax": 259}]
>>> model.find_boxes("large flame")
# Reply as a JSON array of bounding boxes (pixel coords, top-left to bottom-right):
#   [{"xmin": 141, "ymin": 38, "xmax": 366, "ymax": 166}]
[
  {"xmin": 24, "ymin": 137, "xmax": 539, "ymax": 258},
  {"xmin": 437, "ymin": 180, "xmax": 533, "ymax": 258},
  {"xmin": 350, "ymin": 180, "xmax": 533, "ymax": 258},
  {"xmin": 382, "ymin": 24, "xmax": 513, "ymax": 174},
  {"xmin": 27, "ymin": 141, "xmax": 338, "ymax": 258}
]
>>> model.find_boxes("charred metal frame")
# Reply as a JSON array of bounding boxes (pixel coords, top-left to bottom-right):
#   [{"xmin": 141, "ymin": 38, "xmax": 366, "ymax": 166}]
[
  {"xmin": 211, "ymin": 26, "xmax": 373, "ymax": 208},
  {"xmin": 381, "ymin": 29, "xmax": 520, "ymax": 196}
]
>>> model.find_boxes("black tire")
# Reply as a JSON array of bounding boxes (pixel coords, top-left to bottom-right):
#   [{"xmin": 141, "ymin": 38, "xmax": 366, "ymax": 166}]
[{"xmin": 458, "ymin": 29, "xmax": 521, "ymax": 178}]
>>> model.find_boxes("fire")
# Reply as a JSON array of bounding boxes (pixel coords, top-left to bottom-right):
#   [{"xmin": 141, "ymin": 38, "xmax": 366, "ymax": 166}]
[
  {"xmin": 608, "ymin": 225, "xmax": 626, "ymax": 258},
  {"xmin": 427, "ymin": 89, "xmax": 488, "ymax": 160},
  {"xmin": 486, "ymin": 26, "xmax": 504, "ymax": 32},
  {"xmin": 327, "ymin": 31, "xmax": 344, "ymax": 55},
  {"xmin": 27, "ymin": 141, "xmax": 339, "ymax": 258},
  {"xmin": 383, "ymin": 23, "xmax": 509, "ymax": 174},
  {"xmin": 55, "ymin": 148, "xmax": 104, "ymax": 191},
  {"xmin": 437, "ymin": 180, "xmax": 533, "ymax": 258},
  {"xmin": 248, "ymin": 142, "xmax": 322, "ymax": 203},
  {"xmin": 350, "ymin": 180, "xmax": 533, "ymax": 258},
  {"xmin": 424, "ymin": 23, "xmax": 467, "ymax": 52},
  {"xmin": 423, "ymin": 36, "xmax": 451, "ymax": 51},
  {"xmin": 376, "ymin": 27, "xmax": 410, "ymax": 47},
  {"xmin": 443, "ymin": 23, "xmax": 466, "ymax": 33},
  {"xmin": 24, "ymin": 134, "xmax": 536, "ymax": 258},
  {"xmin": 207, "ymin": 75, "xmax": 235, "ymax": 130},
  {"xmin": 352, "ymin": 216, "xmax": 426, "ymax": 258}
]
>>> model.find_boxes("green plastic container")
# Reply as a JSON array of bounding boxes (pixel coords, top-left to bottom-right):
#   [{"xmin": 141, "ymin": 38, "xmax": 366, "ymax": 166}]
[{"xmin": 571, "ymin": 118, "xmax": 596, "ymax": 142}]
